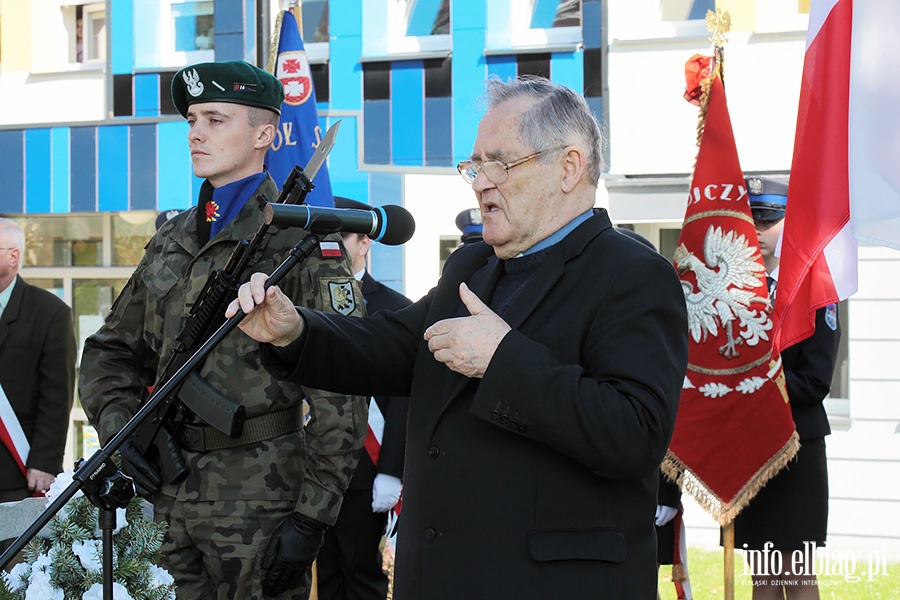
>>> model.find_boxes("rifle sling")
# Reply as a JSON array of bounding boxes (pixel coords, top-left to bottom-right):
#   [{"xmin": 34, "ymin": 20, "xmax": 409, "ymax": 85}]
[{"xmin": 179, "ymin": 404, "xmax": 305, "ymax": 452}]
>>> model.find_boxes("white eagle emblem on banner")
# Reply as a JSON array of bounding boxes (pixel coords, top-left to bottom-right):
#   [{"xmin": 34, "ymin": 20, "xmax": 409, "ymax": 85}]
[{"xmin": 674, "ymin": 225, "xmax": 772, "ymax": 358}]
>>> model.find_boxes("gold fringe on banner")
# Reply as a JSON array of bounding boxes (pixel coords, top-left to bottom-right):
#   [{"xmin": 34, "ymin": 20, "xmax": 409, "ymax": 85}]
[
  {"xmin": 266, "ymin": 9, "xmax": 285, "ymax": 75},
  {"xmin": 661, "ymin": 431, "xmax": 800, "ymax": 525}
]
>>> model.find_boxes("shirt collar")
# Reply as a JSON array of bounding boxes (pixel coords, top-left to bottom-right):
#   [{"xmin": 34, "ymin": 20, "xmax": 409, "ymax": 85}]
[
  {"xmin": 0, "ymin": 275, "xmax": 18, "ymax": 317},
  {"xmin": 521, "ymin": 209, "xmax": 594, "ymax": 256}
]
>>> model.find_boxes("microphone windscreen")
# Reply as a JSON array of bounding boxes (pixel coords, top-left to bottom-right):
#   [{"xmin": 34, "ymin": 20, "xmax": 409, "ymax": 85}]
[{"xmin": 380, "ymin": 205, "xmax": 416, "ymax": 246}]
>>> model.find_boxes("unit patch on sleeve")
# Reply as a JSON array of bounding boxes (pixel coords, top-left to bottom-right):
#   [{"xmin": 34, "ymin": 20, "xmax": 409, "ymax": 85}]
[{"xmin": 327, "ymin": 279, "xmax": 357, "ymax": 315}]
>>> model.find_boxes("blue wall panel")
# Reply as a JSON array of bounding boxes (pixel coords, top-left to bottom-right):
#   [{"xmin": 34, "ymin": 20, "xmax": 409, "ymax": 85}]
[
  {"xmin": 0, "ymin": 131, "xmax": 24, "ymax": 213},
  {"xmin": 98, "ymin": 126, "xmax": 129, "ymax": 212},
  {"xmin": 328, "ymin": 116, "xmax": 368, "ymax": 203},
  {"xmin": 451, "ymin": 27, "xmax": 487, "ymax": 163},
  {"xmin": 551, "ymin": 49, "xmax": 583, "ymax": 92},
  {"xmin": 157, "ymin": 121, "xmax": 193, "ymax": 210},
  {"xmin": 583, "ymin": 0, "xmax": 602, "ymax": 49},
  {"xmin": 368, "ymin": 172, "xmax": 405, "ymax": 290},
  {"xmin": 332, "ymin": 0, "xmax": 361, "ymax": 36},
  {"xmin": 330, "ymin": 37, "xmax": 363, "ymax": 111},
  {"xmin": 424, "ymin": 97, "xmax": 452, "ymax": 166},
  {"xmin": 391, "ymin": 61, "xmax": 424, "ymax": 166},
  {"xmin": 486, "ymin": 55, "xmax": 517, "ymax": 82},
  {"xmin": 50, "ymin": 128, "xmax": 70, "ymax": 213},
  {"xmin": 70, "ymin": 127, "xmax": 97, "ymax": 213},
  {"xmin": 134, "ymin": 74, "xmax": 160, "ymax": 118},
  {"xmin": 130, "ymin": 125, "xmax": 157, "ymax": 210},
  {"xmin": 25, "ymin": 129, "xmax": 51, "ymax": 214},
  {"xmin": 363, "ymin": 100, "xmax": 391, "ymax": 165},
  {"xmin": 215, "ymin": 0, "xmax": 244, "ymax": 60},
  {"xmin": 110, "ymin": 0, "xmax": 134, "ymax": 74}
]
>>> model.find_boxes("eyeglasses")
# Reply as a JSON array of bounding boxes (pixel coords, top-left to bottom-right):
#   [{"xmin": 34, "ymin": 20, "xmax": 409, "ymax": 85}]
[{"xmin": 456, "ymin": 146, "xmax": 565, "ymax": 185}]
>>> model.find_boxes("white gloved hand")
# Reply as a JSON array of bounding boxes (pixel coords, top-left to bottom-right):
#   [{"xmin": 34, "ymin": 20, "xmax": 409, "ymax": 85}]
[
  {"xmin": 655, "ymin": 505, "xmax": 678, "ymax": 527},
  {"xmin": 372, "ymin": 474, "xmax": 402, "ymax": 513}
]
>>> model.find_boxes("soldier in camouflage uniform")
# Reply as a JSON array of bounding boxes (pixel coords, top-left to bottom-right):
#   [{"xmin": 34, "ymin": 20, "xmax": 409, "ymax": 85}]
[{"xmin": 78, "ymin": 60, "xmax": 367, "ymax": 600}]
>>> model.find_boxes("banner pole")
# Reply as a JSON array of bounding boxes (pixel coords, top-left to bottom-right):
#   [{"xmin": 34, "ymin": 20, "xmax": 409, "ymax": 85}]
[{"xmin": 723, "ymin": 521, "xmax": 735, "ymax": 600}]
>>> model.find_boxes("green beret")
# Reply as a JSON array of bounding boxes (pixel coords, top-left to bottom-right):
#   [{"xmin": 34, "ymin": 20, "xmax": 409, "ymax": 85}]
[{"xmin": 171, "ymin": 60, "xmax": 284, "ymax": 118}]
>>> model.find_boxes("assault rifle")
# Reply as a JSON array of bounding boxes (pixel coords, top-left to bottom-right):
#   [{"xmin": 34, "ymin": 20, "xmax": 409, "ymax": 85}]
[{"xmin": 132, "ymin": 122, "xmax": 341, "ymax": 485}]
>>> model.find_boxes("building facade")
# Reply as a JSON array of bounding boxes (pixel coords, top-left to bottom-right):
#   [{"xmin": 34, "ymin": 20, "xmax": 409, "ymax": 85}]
[{"xmin": 1, "ymin": 0, "xmax": 898, "ymax": 560}]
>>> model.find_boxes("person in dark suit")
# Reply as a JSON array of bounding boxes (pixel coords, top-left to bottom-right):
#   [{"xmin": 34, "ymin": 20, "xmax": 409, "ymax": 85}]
[
  {"xmin": 732, "ymin": 176, "xmax": 840, "ymax": 599},
  {"xmin": 229, "ymin": 76, "xmax": 689, "ymax": 599},
  {"xmin": 0, "ymin": 218, "xmax": 76, "ymax": 503},
  {"xmin": 315, "ymin": 197, "xmax": 413, "ymax": 600}
]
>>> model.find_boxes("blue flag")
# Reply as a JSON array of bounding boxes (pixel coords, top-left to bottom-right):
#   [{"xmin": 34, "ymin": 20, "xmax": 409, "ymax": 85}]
[{"xmin": 265, "ymin": 10, "xmax": 334, "ymax": 207}]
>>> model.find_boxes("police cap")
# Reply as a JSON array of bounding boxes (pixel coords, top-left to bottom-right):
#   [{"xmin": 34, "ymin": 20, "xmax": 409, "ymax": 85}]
[
  {"xmin": 172, "ymin": 60, "xmax": 284, "ymax": 118},
  {"xmin": 746, "ymin": 176, "xmax": 788, "ymax": 222},
  {"xmin": 455, "ymin": 208, "xmax": 483, "ymax": 245},
  {"xmin": 334, "ymin": 196, "xmax": 373, "ymax": 211}
]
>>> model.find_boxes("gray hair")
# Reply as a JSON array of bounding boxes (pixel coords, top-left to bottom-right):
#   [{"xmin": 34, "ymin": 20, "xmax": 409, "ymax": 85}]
[
  {"xmin": 0, "ymin": 218, "xmax": 25, "ymax": 254},
  {"xmin": 483, "ymin": 75, "xmax": 604, "ymax": 186}
]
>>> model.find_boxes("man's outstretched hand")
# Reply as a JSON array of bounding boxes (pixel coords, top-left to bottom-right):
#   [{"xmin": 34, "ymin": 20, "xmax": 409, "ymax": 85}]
[{"xmin": 226, "ymin": 272, "xmax": 304, "ymax": 347}]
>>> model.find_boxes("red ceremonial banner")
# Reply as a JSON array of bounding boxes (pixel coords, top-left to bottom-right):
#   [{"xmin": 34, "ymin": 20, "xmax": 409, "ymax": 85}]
[{"xmin": 663, "ymin": 60, "xmax": 799, "ymax": 524}]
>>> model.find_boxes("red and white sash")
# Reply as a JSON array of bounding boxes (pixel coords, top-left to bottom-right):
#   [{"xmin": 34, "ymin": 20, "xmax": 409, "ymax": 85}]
[
  {"xmin": 0, "ymin": 382, "xmax": 29, "ymax": 477},
  {"xmin": 364, "ymin": 397, "xmax": 384, "ymax": 466}
]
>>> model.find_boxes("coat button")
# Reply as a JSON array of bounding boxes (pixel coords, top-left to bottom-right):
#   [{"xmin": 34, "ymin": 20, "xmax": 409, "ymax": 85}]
[
  {"xmin": 428, "ymin": 446, "xmax": 440, "ymax": 458},
  {"xmin": 424, "ymin": 528, "xmax": 437, "ymax": 541},
  {"xmin": 490, "ymin": 410, "xmax": 499, "ymax": 420}
]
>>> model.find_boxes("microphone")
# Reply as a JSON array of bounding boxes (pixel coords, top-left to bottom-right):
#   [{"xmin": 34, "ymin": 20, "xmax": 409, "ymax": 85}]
[{"xmin": 264, "ymin": 203, "xmax": 415, "ymax": 246}]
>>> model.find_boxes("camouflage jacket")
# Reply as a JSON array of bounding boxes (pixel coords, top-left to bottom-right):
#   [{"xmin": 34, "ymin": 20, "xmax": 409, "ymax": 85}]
[{"xmin": 78, "ymin": 176, "xmax": 367, "ymax": 524}]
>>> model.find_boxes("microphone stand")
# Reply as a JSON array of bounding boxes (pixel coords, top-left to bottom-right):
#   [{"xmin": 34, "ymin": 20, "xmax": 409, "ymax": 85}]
[{"xmin": 0, "ymin": 232, "xmax": 324, "ymax": 600}]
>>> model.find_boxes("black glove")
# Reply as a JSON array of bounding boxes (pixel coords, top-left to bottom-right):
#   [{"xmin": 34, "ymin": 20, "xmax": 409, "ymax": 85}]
[
  {"xmin": 117, "ymin": 439, "xmax": 162, "ymax": 500},
  {"xmin": 262, "ymin": 512, "xmax": 327, "ymax": 597}
]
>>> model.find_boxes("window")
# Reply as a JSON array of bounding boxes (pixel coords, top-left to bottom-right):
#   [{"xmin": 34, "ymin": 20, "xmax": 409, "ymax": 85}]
[
  {"xmin": 300, "ymin": 0, "xmax": 330, "ymax": 43},
  {"xmin": 18, "ymin": 215, "xmax": 103, "ymax": 268},
  {"xmin": 532, "ymin": 0, "xmax": 581, "ymax": 28},
  {"xmin": 173, "ymin": 1, "xmax": 215, "ymax": 52},
  {"xmin": 82, "ymin": 4, "xmax": 106, "ymax": 61},
  {"xmin": 112, "ymin": 212, "xmax": 159, "ymax": 266},
  {"xmin": 486, "ymin": 0, "xmax": 581, "ymax": 52},
  {"xmin": 60, "ymin": 3, "xmax": 105, "ymax": 65},
  {"xmin": 295, "ymin": 0, "xmax": 330, "ymax": 63},
  {"xmin": 134, "ymin": 1, "xmax": 216, "ymax": 68},
  {"xmin": 438, "ymin": 235, "xmax": 460, "ymax": 274},
  {"xmin": 362, "ymin": 0, "xmax": 451, "ymax": 58},
  {"xmin": 406, "ymin": 0, "xmax": 449, "ymax": 36}
]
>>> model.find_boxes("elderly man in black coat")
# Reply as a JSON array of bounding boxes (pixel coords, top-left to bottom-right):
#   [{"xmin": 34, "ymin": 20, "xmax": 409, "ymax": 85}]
[{"xmin": 229, "ymin": 76, "xmax": 689, "ymax": 599}]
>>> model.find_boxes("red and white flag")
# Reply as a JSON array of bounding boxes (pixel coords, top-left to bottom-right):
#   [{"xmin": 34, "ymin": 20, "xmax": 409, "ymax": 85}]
[
  {"xmin": 664, "ymin": 59, "xmax": 798, "ymax": 524},
  {"xmin": 774, "ymin": 0, "xmax": 900, "ymax": 350},
  {"xmin": 0, "ymin": 382, "xmax": 29, "ymax": 478}
]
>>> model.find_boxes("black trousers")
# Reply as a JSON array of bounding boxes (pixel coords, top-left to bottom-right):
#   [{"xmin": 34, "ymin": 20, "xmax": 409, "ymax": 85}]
[{"xmin": 316, "ymin": 487, "xmax": 390, "ymax": 600}]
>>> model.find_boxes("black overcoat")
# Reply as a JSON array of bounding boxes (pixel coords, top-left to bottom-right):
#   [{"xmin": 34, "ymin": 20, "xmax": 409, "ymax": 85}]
[{"xmin": 280, "ymin": 210, "xmax": 689, "ymax": 599}]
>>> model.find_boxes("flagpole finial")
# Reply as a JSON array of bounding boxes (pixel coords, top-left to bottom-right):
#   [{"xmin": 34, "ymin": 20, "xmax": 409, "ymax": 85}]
[
  {"xmin": 705, "ymin": 8, "xmax": 731, "ymax": 84},
  {"xmin": 706, "ymin": 8, "xmax": 731, "ymax": 48}
]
